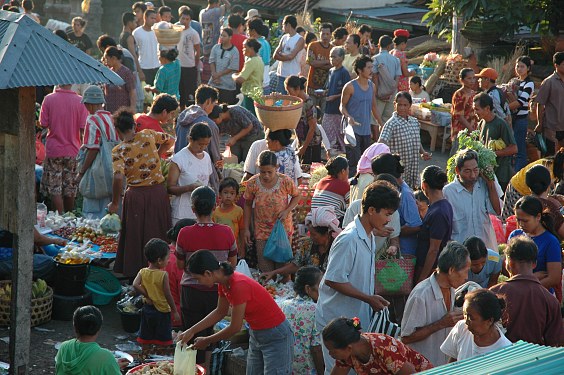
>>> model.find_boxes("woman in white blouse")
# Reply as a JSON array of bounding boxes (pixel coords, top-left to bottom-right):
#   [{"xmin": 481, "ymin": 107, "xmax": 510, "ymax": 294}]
[{"xmin": 440, "ymin": 289, "xmax": 512, "ymax": 362}]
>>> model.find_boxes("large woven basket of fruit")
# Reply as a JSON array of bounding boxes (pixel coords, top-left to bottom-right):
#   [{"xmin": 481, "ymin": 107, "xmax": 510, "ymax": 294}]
[
  {"xmin": 0, "ymin": 279, "xmax": 53, "ymax": 327},
  {"xmin": 252, "ymin": 92, "xmax": 304, "ymax": 131}
]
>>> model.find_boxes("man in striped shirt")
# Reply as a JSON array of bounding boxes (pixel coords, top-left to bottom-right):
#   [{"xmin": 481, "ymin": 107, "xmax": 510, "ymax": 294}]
[{"xmin": 77, "ymin": 85, "xmax": 120, "ymax": 218}]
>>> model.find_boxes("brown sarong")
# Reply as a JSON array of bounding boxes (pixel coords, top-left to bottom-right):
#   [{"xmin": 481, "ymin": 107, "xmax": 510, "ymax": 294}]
[{"xmin": 114, "ymin": 184, "xmax": 171, "ymax": 278}]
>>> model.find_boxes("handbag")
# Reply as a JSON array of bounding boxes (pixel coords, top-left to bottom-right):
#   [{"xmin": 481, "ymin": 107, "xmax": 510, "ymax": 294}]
[
  {"xmin": 173, "ymin": 342, "xmax": 197, "ymax": 375},
  {"xmin": 78, "ymin": 119, "xmax": 119, "ymax": 199},
  {"xmin": 367, "ymin": 307, "xmax": 400, "ymax": 338},
  {"xmin": 375, "ymin": 253, "xmax": 416, "ymax": 296},
  {"xmin": 263, "ymin": 220, "xmax": 293, "ymax": 263}
]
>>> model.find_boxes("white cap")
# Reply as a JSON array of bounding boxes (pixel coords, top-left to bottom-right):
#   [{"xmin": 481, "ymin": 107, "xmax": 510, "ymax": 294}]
[{"xmin": 245, "ymin": 9, "xmax": 260, "ymax": 20}]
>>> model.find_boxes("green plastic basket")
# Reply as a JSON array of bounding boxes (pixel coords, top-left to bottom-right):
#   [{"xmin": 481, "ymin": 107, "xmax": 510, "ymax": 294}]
[{"xmin": 85, "ymin": 266, "xmax": 122, "ymax": 305}]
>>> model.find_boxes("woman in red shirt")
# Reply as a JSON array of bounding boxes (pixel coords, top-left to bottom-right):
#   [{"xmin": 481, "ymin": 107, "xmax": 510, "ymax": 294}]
[
  {"xmin": 323, "ymin": 317, "xmax": 433, "ymax": 375},
  {"xmin": 177, "ymin": 250, "xmax": 294, "ymax": 374}
]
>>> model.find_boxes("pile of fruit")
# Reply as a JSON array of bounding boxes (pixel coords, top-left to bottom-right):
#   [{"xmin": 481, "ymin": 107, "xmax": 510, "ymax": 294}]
[
  {"xmin": 130, "ymin": 361, "xmax": 174, "ymax": 374},
  {"xmin": 55, "ymin": 243, "xmax": 95, "ymax": 264},
  {"xmin": 0, "ymin": 279, "xmax": 49, "ymax": 301},
  {"xmin": 100, "ymin": 243, "xmax": 118, "ymax": 253},
  {"xmin": 73, "ymin": 226, "xmax": 103, "ymax": 243},
  {"xmin": 262, "ymin": 281, "xmax": 294, "ymax": 301}
]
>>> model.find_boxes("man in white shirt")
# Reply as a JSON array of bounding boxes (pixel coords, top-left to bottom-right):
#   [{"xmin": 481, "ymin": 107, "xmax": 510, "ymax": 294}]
[
  {"xmin": 177, "ymin": 9, "xmax": 201, "ymax": 109},
  {"xmin": 132, "ymin": 9, "xmax": 160, "ymax": 85},
  {"xmin": 273, "ymin": 15, "xmax": 304, "ymax": 94}
]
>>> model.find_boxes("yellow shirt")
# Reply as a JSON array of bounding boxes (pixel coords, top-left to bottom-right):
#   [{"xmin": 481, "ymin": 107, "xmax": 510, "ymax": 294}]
[
  {"xmin": 343, "ymin": 54, "xmax": 359, "ymax": 77},
  {"xmin": 240, "ymin": 56, "xmax": 264, "ymax": 96},
  {"xmin": 212, "ymin": 205, "xmax": 244, "ymax": 239},
  {"xmin": 139, "ymin": 268, "xmax": 170, "ymax": 313},
  {"xmin": 510, "ymin": 159, "xmax": 553, "ymax": 196}
]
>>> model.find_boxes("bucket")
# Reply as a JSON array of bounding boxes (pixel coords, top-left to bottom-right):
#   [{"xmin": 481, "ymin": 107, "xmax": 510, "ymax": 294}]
[
  {"xmin": 52, "ymin": 291, "xmax": 92, "ymax": 321},
  {"xmin": 85, "ymin": 266, "xmax": 122, "ymax": 305},
  {"xmin": 119, "ymin": 308, "xmax": 141, "ymax": 333},
  {"xmin": 54, "ymin": 262, "xmax": 89, "ymax": 296}
]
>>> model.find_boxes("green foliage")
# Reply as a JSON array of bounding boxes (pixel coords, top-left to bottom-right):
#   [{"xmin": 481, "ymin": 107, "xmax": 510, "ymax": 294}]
[
  {"xmin": 423, "ymin": 0, "xmax": 551, "ymax": 40},
  {"xmin": 446, "ymin": 129, "xmax": 498, "ymax": 182}
]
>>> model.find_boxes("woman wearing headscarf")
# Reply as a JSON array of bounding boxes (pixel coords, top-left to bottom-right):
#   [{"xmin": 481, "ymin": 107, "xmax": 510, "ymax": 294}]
[{"xmin": 349, "ymin": 142, "xmax": 390, "ymax": 202}]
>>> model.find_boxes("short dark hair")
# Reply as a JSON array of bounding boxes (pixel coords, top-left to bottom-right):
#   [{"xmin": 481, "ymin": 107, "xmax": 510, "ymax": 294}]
[
  {"xmin": 375, "ymin": 173, "xmax": 400, "ymax": 189},
  {"xmin": 463, "ymin": 236, "xmax": 487, "ymax": 261},
  {"xmin": 22, "ymin": 0, "xmax": 33, "ymax": 11},
  {"xmin": 144, "ymin": 9, "xmax": 156, "ymax": 19},
  {"xmin": 191, "ymin": 186, "xmax": 216, "ymax": 216},
  {"xmin": 296, "ymin": 26, "xmax": 306, "ymax": 34},
  {"xmin": 455, "ymin": 149, "xmax": 478, "ymax": 170},
  {"xmin": 554, "ymin": 52, "xmax": 564, "ymax": 66},
  {"xmin": 506, "ymin": 236, "xmax": 538, "ymax": 263},
  {"xmin": 258, "ymin": 150, "xmax": 277, "ymax": 167},
  {"xmin": 465, "ymin": 289, "xmax": 505, "ymax": 322},
  {"xmin": 158, "ymin": 5, "xmax": 171, "ymax": 16},
  {"xmin": 266, "ymin": 129, "xmax": 292, "ymax": 146},
  {"xmin": 221, "ymin": 27, "xmax": 234, "ymax": 37},
  {"xmin": 97, "ymin": 34, "xmax": 116, "ymax": 52},
  {"xmin": 219, "ymin": 177, "xmax": 239, "ymax": 194},
  {"xmin": 144, "ymin": 238, "xmax": 169, "ymax": 263},
  {"xmin": 371, "ymin": 153, "xmax": 404, "ymax": 178},
  {"xmin": 437, "ymin": 241, "xmax": 470, "ymax": 273},
  {"xmin": 180, "ymin": 8, "xmax": 192, "ymax": 18},
  {"xmin": 395, "ymin": 91, "xmax": 413, "ymax": 105},
  {"xmin": 473, "ymin": 92, "xmax": 493, "ymax": 111},
  {"xmin": 189, "ymin": 122, "xmax": 212, "ymax": 141},
  {"xmin": 421, "ymin": 165, "xmax": 448, "ymax": 190},
  {"xmin": 320, "ymin": 22, "xmax": 334, "ymax": 33},
  {"xmin": 104, "ymin": 46, "xmax": 123, "ymax": 60},
  {"xmin": 114, "ymin": 109, "xmax": 136, "ymax": 132},
  {"xmin": 358, "ymin": 24, "xmax": 371, "ymax": 34},
  {"xmin": 459, "ymin": 67, "xmax": 474, "ymax": 80},
  {"xmin": 247, "ymin": 18, "xmax": 263, "ymax": 33},
  {"xmin": 322, "ymin": 317, "xmax": 361, "ymax": 349},
  {"xmin": 361, "ymin": 181, "xmax": 400, "ymax": 215},
  {"xmin": 325, "ymin": 156, "xmax": 348, "ymax": 178},
  {"xmin": 228, "ymin": 14, "xmax": 244, "ymax": 29},
  {"xmin": 305, "ymin": 32, "xmax": 317, "ymax": 45},
  {"xmin": 73, "ymin": 305, "xmax": 103, "ymax": 337},
  {"xmin": 414, "ymin": 189, "xmax": 429, "ymax": 204},
  {"xmin": 132, "ymin": 1, "xmax": 146, "ymax": 13},
  {"xmin": 353, "ymin": 55, "xmax": 372, "ymax": 75},
  {"xmin": 525, "ymin": 164, "xmax": 551, "ymax": 195},
  {"xmin": 54, "ymin": 30, "xmax": 69, "ymax": 41},
  {"xmin": 245, "ymin": 38, "xmax": 261, "ymax": 53},
  {"xmin": 188, "ymin": 249, "xmax": 234, "ymax": 275},
  {"xmin": 159, "ymin": 48, "xmax": 178, "ymax": 61},
  {"xmin": 151, "ymin": 93, "xmax": 178, "ymax": 114},
  {"xmin": 379, "ymin": 35, "xmax": 393, "ymax": 48},
  {"xmin": 410, "ymin": 75, "xmax": 423, "ymax": 87},
  {"xmin": 283, "ymin": 15, "xmax": 297, "ymax": 29},
  {"xmin": 231, "ymin": 4, "xmax": 244, "ymax": 14},
  {"xmin": 195, "ymin": 85, "xmax": 219, "ymax": 105},
  {"xmin": 294, "ymin": 266, "xmax": 322, "ymax": 297},
  {"xmin": 332, "ymin": 26, "xmax": 348, "ymax": 40},
  {"xmin": 122, "ymin": 12, "xmax": 136, "ymax": 26},
  {"xmin": 349, "ymin": 34, "xmax": 360, "ymax": 47},
  {"xmin": 166, "ymin": 219, "xmax": 196, "ymax": 242}
]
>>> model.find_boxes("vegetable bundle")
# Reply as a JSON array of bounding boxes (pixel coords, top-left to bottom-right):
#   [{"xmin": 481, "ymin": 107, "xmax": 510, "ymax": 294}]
[{"xmin": 446, "ymin": 129, "xmax": 498, "ymax": 182}]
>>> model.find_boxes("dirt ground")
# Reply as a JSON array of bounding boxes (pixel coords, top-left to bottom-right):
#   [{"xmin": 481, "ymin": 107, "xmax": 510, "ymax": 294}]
[{"xmin": 0, "ymin": 301, "xmax": 139, "ymax": 374}]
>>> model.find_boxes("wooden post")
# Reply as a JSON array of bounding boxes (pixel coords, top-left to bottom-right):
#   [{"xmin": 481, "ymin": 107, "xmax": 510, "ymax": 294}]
[
  {"xmin": 451, "ymin": 13, "xmax": 463, "ymax": 54},
  {"xmin": 0, "ymin": 87, "xmax": 36, "ymax": 375}
]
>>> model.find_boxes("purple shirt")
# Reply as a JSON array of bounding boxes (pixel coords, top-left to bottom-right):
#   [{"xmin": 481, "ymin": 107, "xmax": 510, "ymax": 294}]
[{"xmin": 40, "ymin": 88, "xmax": 89, "ymax": 158}]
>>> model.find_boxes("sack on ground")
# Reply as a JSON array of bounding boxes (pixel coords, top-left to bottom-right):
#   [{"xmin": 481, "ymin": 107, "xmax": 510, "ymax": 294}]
[{"xmin": 263, "ymin": 220, "xmax": 293, "ymax": 263}]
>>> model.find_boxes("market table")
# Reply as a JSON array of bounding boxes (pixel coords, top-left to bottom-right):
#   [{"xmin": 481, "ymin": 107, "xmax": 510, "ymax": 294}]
[{"xmin": 419, "ymin": 119, "xmax": 451, "ymax": 153}]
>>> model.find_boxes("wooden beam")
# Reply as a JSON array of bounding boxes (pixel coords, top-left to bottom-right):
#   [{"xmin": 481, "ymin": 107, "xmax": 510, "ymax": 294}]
[{"xmin": 5, "ymin": 87, "xmax": 35, "ymax": 375}]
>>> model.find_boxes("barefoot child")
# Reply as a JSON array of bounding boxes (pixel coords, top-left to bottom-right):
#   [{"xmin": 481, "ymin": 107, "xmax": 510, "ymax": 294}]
[{"xmin": 133, "ymin": 239, "xmax": 180, "ymax": 350}]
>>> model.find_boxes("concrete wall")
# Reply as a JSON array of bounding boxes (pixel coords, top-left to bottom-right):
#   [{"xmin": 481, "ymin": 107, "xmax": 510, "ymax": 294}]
[{"xmin": 315, "ymin": 0, "xmax": 404, "ymax": 9}]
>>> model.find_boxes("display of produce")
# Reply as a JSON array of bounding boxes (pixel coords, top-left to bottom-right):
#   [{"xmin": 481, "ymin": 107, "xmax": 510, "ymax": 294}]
[
  {"xmin": 0, "ymin": 279, "xmax": 49, "ymax": 300},
  {"xmin": 446, "ymin": 129, "xmax": 498, "ymax": 182},
  {"xmin": 55, "ymin": 243, "xmax": 95, "ymax": 264}
]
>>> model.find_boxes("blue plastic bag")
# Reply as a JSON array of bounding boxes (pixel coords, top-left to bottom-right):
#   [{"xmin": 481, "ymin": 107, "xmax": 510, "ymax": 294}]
[{"xmin": 263, "ymin": 220, "xmax": 293, "ymax": 263}]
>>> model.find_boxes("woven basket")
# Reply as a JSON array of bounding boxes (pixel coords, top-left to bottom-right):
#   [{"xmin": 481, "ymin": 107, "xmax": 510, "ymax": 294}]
[
  {"xmin": 375, "ymin": 256, "xmax": 416, "ymax": 296},
  {"xmin": 0, "ymin": 280, "xmax": 53, "ymax": 327},
  {"xmin": 254, "ymin": 95, "xmax": 303, "ymax": 131},
  {"xmin": 440, "ymin": 59, "xmax": 469, "ymax": 85},
  {"xmin": 153, "ymin": 25, "xmax": 184, "ymax": 46}
]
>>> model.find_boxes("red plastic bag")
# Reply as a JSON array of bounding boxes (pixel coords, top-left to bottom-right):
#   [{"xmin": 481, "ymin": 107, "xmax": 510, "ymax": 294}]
[
  {"xmin": 505, "ymin": 215, "xmax": 518, "ymax": 243},
  {"xmin": 490, "ymin": 214, "xmax": 505, "ymax": 245}
]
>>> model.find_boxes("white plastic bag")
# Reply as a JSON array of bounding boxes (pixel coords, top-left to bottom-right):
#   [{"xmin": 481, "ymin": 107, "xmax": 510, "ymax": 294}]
[
  {"xmin": 236, "ymin": 259, "xmax": 253, "ymax": 278},
  {"xmin": 344, "ymin": 124, "xmax": 357, "ymax": 147},
  {"xmin": 174, "ymin": 342, "xmax": 197, "ymax": 375}
]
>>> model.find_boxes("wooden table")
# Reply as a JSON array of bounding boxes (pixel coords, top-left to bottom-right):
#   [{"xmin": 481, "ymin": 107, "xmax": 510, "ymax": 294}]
[{"xmin": 419, "ymin": 119, "xmax": 451, "ymax": 153}]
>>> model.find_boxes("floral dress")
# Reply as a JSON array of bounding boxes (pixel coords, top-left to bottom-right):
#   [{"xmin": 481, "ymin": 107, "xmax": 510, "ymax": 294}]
[
  {"xmin": 451, "ymin": 88, "xmax": 476, "ymax": 141},
  {"xmin": 336, "ymin": 333, "xmax": 433, "ymax": 374},
  {"xmin": 391, "ymin": 49, "xmax": 409, "ymax": 92},
  {"xmin": 243, "ymin": 173, "xmax": 299, "ymax": 241},
  {"xmin": 279, "ymin": 295, "xmax": 321, "ymax": 375}
]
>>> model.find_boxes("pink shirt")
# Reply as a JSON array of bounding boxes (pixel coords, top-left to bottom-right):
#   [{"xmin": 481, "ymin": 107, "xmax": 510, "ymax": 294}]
[{"xmin": 40, "ymin": 88, "xmax": 89, "ymax": 158}]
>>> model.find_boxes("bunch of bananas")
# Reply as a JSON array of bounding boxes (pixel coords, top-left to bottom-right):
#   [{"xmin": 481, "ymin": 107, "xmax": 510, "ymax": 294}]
[
  {"xmin": 487, "ymin": 139, "xmax": 507, "ymax": 151},
  {"xmin": 0, "ymin": 279, "xmax": 49, "ymax": 301}
]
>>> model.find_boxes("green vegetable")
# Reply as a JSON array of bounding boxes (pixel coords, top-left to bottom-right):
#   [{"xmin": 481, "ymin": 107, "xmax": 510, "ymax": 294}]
[{"xmin": 446, "ymin": 129, "xmax": 497, "ymax": 182}]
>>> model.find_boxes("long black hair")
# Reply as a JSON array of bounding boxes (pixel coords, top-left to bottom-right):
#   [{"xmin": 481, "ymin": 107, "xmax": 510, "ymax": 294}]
[
  {"xmin": 514, "ymin": 195, "xmax": 556, "ymax": 237},
  {"xmin": 188, "ymin": 249, "xmax": 234, "ymax": 276}
]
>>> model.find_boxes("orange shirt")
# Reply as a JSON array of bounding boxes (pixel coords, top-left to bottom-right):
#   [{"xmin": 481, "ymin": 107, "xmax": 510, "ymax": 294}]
[{"xmin": 306, "ymin": 41, "xmax": 332, "ymax": 90}]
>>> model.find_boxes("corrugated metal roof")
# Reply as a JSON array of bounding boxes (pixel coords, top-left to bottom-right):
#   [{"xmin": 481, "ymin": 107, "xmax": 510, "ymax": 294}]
[
  {"xmin": 240, "ymin": 0, "xmax": 320, "ymax": 13},
  {"xmin": 318, "ymin": 5, "xmax": 427, "ymax": 26},
  {"xmin": 0, "ymin": 10, "xmax": 124, "ymax": 89},
  {"xmin": 419, "ymin": 341, "xmax": 564, "ymax": 375}
]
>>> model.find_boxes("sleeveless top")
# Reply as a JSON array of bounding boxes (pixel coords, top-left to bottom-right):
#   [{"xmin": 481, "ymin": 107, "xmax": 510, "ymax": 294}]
[
  {"xmin": 119, "ymin": 31, "xmax": 134, "ymax": 53},
  {"xmin": 277, "ymin": 33, "xmax": 303, "ymax": 77},
  {"xmin": 139, "ymin": 268, "xmax": 170, "ymax": 313},
  {"xmin": 346, "ymin": 80, "xmax": 374, "ymax": 136}
]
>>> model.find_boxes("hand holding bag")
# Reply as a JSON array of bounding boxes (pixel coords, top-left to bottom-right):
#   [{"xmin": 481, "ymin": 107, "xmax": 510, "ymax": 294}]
[
  {"xmin": 174, "ymin": 342, "xmax": 197, "ymax": 375},
  {"xmin": 263, "ymin": 220, "xmax": 293, "ymax": 263},
  {"xmin": 367, "ymin": 307, "xmax": 400, "ymax": 338}
]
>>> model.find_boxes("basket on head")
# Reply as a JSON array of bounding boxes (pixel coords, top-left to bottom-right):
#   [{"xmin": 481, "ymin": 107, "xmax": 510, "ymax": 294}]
[
  {"xmin": 254, "ymin": 94, "xmax": 303, "ymax": 131},
  {"xmin": 153, "ymin": 25, "xmax": 184, "ymax": 46},
  {"xmin": 85, "ymin": 266, "xmax": 122, "ymax": 305}
]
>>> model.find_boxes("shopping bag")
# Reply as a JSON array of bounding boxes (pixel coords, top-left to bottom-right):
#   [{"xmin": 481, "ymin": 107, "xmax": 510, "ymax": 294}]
[
  {"xmin": 367, "ymin": 307, "xmax": 400, "ymax": 338},
  {"xmin": 375, "ymin": 255, "xmax": 416, "ymax": 296},
  {"xmin": 236, "ymin": 259, "xmax": 253, "ymax": 278},
  {"xmin": 174, "ymin": 342, "xmax": 197, "ymax": 375},
  {"xmin": 263, "ymin": 220, "xmax": 293, "ymax": 263}
]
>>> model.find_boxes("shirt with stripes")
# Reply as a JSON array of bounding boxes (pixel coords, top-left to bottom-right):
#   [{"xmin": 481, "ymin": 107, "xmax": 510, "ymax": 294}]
[
  {"xmin": 311, "ymin": 176, "xmax": 350, "ymax": 220},
  {"xmin": 82, "ymin": 110, "xmax": 119, "ymax": 150},
  {"xmin": 516, "ymin": 77, "xmax": 534, "ymax": 118}
]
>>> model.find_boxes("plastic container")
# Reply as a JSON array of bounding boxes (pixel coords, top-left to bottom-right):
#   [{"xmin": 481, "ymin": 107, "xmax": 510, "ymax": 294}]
[
  {"xmin": 54, "ymin": 262, "xmax": 89, "ymax": 296},
  {"xmin": 85, "ymin": 266, "xmax": 122, "ymax": 305},
  {"xmin": 52, "ymin": 291, "xmax": 92, "ymax": 321},
  {"xmin": 36, "ymin": 202, "xmax": 47, "ymax": 228},
  {"xmin": 118, "ymin": 308, "xmax": 141, "ymax": 333},
  {"xmin": 421, "ymin": 66, "xmax": 435, "ymax": 80}
]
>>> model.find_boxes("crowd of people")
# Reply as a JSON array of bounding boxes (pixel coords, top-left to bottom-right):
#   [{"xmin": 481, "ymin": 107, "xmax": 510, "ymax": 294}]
[{"xmin": 4, "ymin": 0, "xmax": 564, "ymax": 373}]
